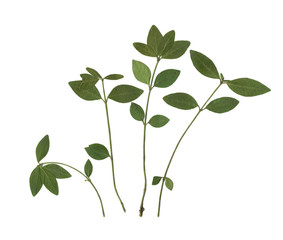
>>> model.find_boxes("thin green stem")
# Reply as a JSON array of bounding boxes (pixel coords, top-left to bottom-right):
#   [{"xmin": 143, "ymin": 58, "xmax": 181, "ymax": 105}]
[
  {"xmin": 101, "ymin": 80, "xmax": 126, "ymax": 212},
  {"xmin": 139, "ymin": 58, "xmax": 161, "ymax": 217},
  {"xmin": 157, "ymin": 82, "xmax": 223, "ymax": 217},
  {"xmin": 40, "ymin": 161, "xmax": 105, "ymax": 217}
]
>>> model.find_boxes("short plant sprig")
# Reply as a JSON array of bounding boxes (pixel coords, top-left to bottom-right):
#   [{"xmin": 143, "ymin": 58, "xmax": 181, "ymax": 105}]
[
  {"xmin": 131, "ymin": 25, "xmax": 190, "ymax": 216},
  {"xmin": 29, "ymin": 135, "xmax": 105, "ymax": 216},
  {"xmin": 69, "ymin": 69, "xmax": 144, "ymax": 213},
  {"xmin": 154, "ymin": 50, "xmax": 271, "ymax": 217}
]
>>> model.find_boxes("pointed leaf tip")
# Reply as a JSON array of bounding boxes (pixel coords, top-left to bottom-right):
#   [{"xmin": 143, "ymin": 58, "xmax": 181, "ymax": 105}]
[{"xmin": 206, "ymin": 97, "xmax": 239, "ymax": 113}]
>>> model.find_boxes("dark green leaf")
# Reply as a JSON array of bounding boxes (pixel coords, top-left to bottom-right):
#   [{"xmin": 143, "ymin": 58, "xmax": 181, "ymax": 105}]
[
  {"xmin": 85, "ymin": 143, "xmax": 110, "ymax": 160},
  {"xmin": 30, "ymin": 166, "xmax": 43, "ymax": 196},
  {"xmin": 41, "ymin": 168, "xmax": 59, "ymax": 195},
  {"xmin": 132, "ymin": 60, "xmax": 151, "ymax": 84},
  {"xmin": 84, "ymin": 160, "xmax": 93, "ymax": 177},
  {"xmin": 152, "ymin": 176, "xmax": 162, "ymax": 185},
  {"xmin": 36, "ymin": 135, "xmax": 49, "ymax": 163},
  {"xmin": 163, "ymin": 93, "xmax": 198, "ymax": 110},
  {"xmin": 80, "ymin": 73, "xmax": 99, "ymax": 84},
  {"xmin": 148, "ymin": 115, "xmax": 169, "ymax": 128},
  {"xmin": 133, "ymin": 42, "xmax": 156, "ymax": 57},
  {"xmin": 86, "ymin": 67, "xmax": 102, "ymax": 79},
  {"xmin": 130, "ymin": 102, "xmax": 144, "ymax": 121},
  {"xmin": 226, "ymin": 78, "xmax": 271, "ymax": 97},
  {"xmin": 104, "ymin": 74, "xmax": 124, "ymax": 80},
  {"xmin": 108, "ymin": 85, "xmax": 144, "ymax": 103},
  {"xmin": 206, "ymin": 97, "xmax": 239, "ymax": 113},
  {"xmin": 162, "ymin": 41, "xmax": 190, "ymax": 59},
  {"xmin": 147, "ymin": 25, "xmax": 164, "ymax": 56},
  {"xmin": 165, "ymin": 177, "xmax": 173, "ymax": 190},
  {"xmin": 162, "ymin": 30, "xmax": 175, "ymax": 56},
  {"xmin": 190, "ymin": 50, "xmax": 219, "ymax": 79},
  {"xmin": 154, "ymin": 69, "xmax": 180, "ymax": 88},
  {"xmin": 69, "ymin": 80, "xmax": 101, "ymax": 101},
  {"xmin": 43, "ymin": 164, "xmax": 72, "ymax": 179}
]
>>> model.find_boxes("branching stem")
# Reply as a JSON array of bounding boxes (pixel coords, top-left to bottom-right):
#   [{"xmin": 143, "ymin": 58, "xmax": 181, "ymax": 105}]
[{"xmin": 157, "ymin": 81, "xmax": 223, "ymax": 217}]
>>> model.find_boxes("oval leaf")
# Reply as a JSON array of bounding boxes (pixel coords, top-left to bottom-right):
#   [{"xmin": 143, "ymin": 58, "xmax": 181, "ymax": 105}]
[
  {"xmin": 130, "ymin": 102, "xmax": 144, "ymax": 121},
  {"xmin": 30, "ymin": 166, "xmax": 43, "ymax": 196},
  {"xmin": 41, "ymin": 168, "xmax": 59, "ymax": 195},
  {"xmin": 85, "ymin": 143, "xmax": 110, "ymax": 160},
  {"xmin": 154, "ymin": 69, "xmax": 180, "ymax": 88},
  {"xmin": 162, "ymin": 41, "xmax": 190, "ymax": 59},
  {"xmin": 108, "ymin": 85, "xmax": 144, "ymax": 103},
  {"xmin": 190, "ymin": 50, "xmax": 219, "ymax": 79},
  {"xmin": 36, "ymin": 135, "xmax": 49, "ymax": 163},
  {"xmin": 132, "ymin": 60, "xmax": 151, "ymax": 84},
  {"xmin": 104, "ymin": 74, "xmax": 124, "ymax": 80},
  {"xmin": 206, "ymin": 97, "xmax": 239, "ymax": 113},
  {"xmin": 162, "ymin": 30, "xmax": 175, "ymax": 56},
  {"xmin": 80, "ymin": 73, "xmax": 99, "ymax": 84},
  {"xmin": 69, "ymin": 80, "xmax": 101, "ymax": 101},
  {"xmin": 148, "ymin": 115, "xmax": 169, "ymax": 128},
  {"xmin": 163, "ymin": 93, "xmax": 198, "ymax": 110},
  {"xmin": 152, "ymin": 176, "xmax": 162, "ymax": 185},
  {"xmin": 133, "ymin": 42, "xmax": 156, "ymax": 57},
  {"xmin": 84, "ymin": 159, "xmax": 93, "ymax": 177},
  {"xmin": 86, "ymin": 67, "xmax": 102, "ymax": 79},
  {"xmin": 226, "ymin": 78, "xmax": 270, "ymax": 97},
  {"xmin": 43, "ymin": 164, "xmax": 72, "ymax": 179},
  {"xmin": 147, "ymin": 25, "xmax": 164, "ymax": 56},
  {"xmin": 165, "ymin": 177, "xmax": 174, "ymax": 190}
]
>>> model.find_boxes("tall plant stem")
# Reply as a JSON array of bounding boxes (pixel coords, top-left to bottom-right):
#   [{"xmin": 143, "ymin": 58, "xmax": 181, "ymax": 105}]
[
  {"xmin": 139, "ymin": 57, "xmax": 161, "ymax": 217},
  {"xmin": 101, "ymin": 80, "xmax": 126, "ymax": 212},
  {"xmin": 40, "ymin": 161, "xmax": 105, "ymax": 217},
  {"xmin": 157, "ymin": 81, "xmax": 223, "ymax": 217}
]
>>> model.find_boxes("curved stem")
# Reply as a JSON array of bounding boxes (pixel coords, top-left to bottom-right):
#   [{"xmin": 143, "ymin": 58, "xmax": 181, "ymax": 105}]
[
  {"xmin": 101, "ymin": 80, "xmax": 126, "ymax": 212},
  {"xmin": 157, "ymin": 82, "xmax": 223, "ymax": 217},
  {"xmin": 139, "ymin": 58, "xmax": 161, "ymax": 217},
  {"xmin": 40, "ymin": 161, "xmax": 105, "ymax": 217}
]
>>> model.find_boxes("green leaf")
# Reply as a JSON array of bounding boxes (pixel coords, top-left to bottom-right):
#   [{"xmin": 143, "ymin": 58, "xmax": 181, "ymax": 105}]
[
  {"xmin": 43, "ymin": 164, "xmax": 72, "ymax": 179},
  {"xmin": 85, "ymin": 143, "xmax": 110, "ymax": 160},
  {"xmin": 154, "ymin": 69, "xmax": 180, "ymax": 88},
  {"xmin": 165, "ymin": 177, "xmax": 173, "ymax": 190},
  {"xmin": 30, "ymin": 166, "xmax": 43, "ymax": 196},
  {"xmin": 80, "ymin": 73, "xmax": 99, "ymax": 84},
  {"xmin": 148, "ymin": 115, "xmax": 169, "ymax": 128},
  {"xmin": 147, "ymin": 25, "xmax": 164, "ymax": 56},
  {"xmin": 226, "ymin": 78, "xmax": 271, "ymax": 97},
  {"xmin": 162, "ymin": 30, "xmax": 175, "ymax": 56},
  {"xmin": 133, "ymin": 42, "xmax": 156, "ymax": 57},
  {"xmin": 152, "ymin": 176, "xmax": 162, "ymax": 185},
  {"xmin": 36, "ymin": 135, "xmax": 49, "ymax": 163},
  {"xmin": 163, "ymin": 93, "xmax": 198, "ymax": 110},
  {"xmin": 108, "ymin": 84, "xmax": 144, "ymax": 103},
  {"xmin": 69, "ymin": 80, "xmax": 101, "ymax": 101},
  {"xmin": 190, "ymin": 50, "xmax": 219, "ymax": 79},
  {"xmin": 104, "ymin": 74, "xmax": 124, "ymax": 80},
  {"xmin": 206, "ymin": 97, "xmax": 239, "ymax": 113},
  {"xmin": 162, "ymin": 41, "xmax": 190, "ymax": 59},
  {"xmin": 132, "ymin": 60, "xmax": 151, "ymax": 84},
  {"xmin": 84, "ymin": 160, "xmax": 93, "ymax": 177},
  {"xmin": 130, "ymin": 102, "xmax": 144, "ymax": 121},
  {"xmin": 41, "ymin": 168, "xmax": 59, "ymax": 195},
  {"xmin": 86, "ymin": 67, "xmax": 102, "ymax": 79}
]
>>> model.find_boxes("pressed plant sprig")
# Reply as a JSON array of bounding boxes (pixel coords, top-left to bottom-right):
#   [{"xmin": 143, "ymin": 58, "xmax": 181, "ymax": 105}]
[
  {"xmin": 69, "ymin": 69, "xmax": 144, "ymax": 212},
  {"xmin": 29, "ymin": 135, "xmax": 105, "ymax": 216},
  {"xmin": 154, "ymin": 50, "xmax": 271, "ymax": 216},
  {"xmin": 131, "ymin": 25, "xmax": 190, "ymax": 216}
]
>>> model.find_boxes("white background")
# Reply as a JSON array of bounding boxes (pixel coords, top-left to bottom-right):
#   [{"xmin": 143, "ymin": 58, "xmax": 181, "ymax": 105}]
[{"xmin": 0, "ymin": 0, "xmax": 282, "ymax": 239}]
